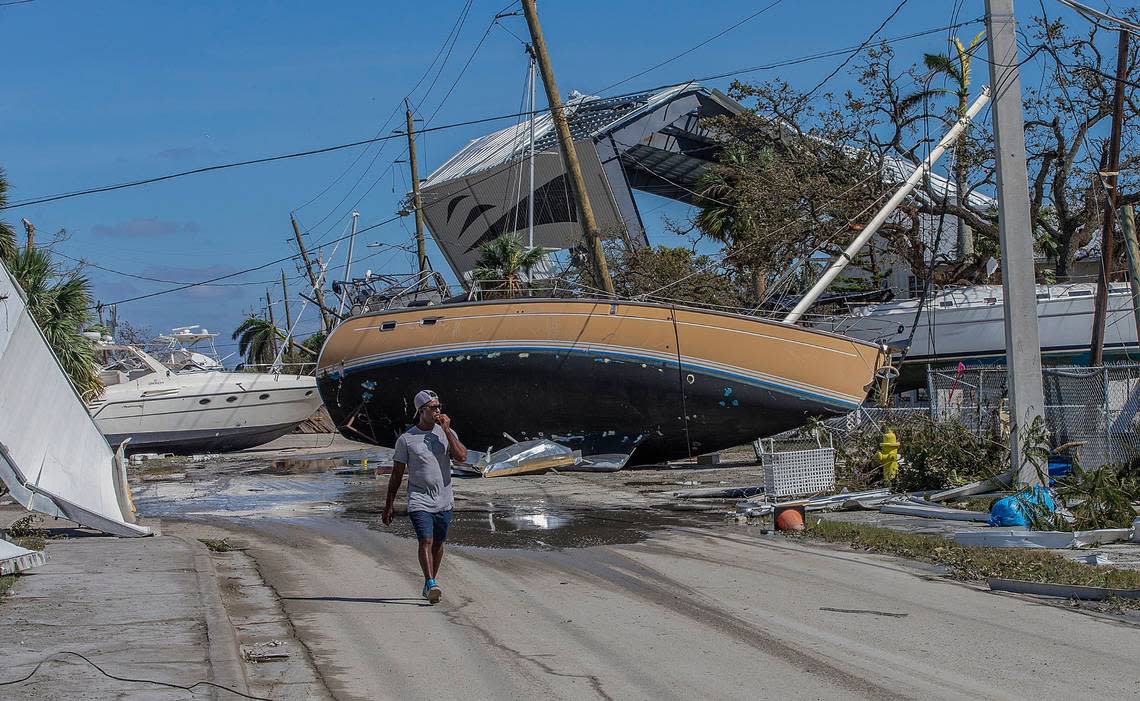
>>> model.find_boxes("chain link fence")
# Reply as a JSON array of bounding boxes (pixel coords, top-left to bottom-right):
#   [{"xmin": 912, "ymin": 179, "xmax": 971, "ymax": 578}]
[{"xmin": 927, "ymin": 364, "xmax": 1140, "ymax": 469}]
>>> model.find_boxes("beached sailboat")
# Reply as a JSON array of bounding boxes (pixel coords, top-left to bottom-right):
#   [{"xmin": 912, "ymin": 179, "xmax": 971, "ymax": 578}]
[{"xmin": 317, "ymin": 298, "xmax": 884, "ymax": 463}]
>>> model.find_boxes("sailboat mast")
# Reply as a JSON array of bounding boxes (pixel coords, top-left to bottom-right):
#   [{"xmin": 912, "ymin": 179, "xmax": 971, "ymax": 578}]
[
  {"xmin": 527, "ymin": 45, "xmax": 537, "ymax": 250},
  {"xmin": 782, "ymin": 88, "xmax": 991, "ymax": 324}
]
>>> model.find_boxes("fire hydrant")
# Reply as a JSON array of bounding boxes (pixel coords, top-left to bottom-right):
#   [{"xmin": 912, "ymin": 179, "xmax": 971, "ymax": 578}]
[{"xmin": 877, "ymin": 429, "xmax": 900, "ymax": 485}]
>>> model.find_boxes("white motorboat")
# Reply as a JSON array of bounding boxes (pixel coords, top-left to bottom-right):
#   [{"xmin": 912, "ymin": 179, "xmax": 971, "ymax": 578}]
[
  {"xmin": 88, "ymin": 341, "xmax": 323, "ymax": 454},
  {"xmin": 152, "ymin": 325, "xmax": 228, "ymax": 372},
  {"xmin": 821, "ymin": 283, "xmax": 1139, "ymax": 382}
]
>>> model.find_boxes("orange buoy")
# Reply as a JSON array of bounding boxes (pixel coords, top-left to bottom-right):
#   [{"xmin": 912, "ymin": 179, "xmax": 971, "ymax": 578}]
[{"xmin": 774, "ymin": 504, "xmax": 806, "ymax": 532}]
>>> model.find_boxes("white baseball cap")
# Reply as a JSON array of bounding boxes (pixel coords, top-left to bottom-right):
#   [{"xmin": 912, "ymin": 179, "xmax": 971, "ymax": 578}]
[{"xmin": 413, "ymin": 389, "xmax": 439, "ymax": 412}]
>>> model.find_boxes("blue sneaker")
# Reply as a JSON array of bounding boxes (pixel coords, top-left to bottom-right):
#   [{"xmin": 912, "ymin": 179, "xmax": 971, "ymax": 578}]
[{"xmin": 423, "ymin": 579, "xmax": 441, "ymax": 604}]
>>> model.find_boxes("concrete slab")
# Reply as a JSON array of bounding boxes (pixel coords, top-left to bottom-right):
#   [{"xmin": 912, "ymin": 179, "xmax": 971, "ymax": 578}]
[{"xmin": 0, "ymin": 534, "xmax": 249, "ymax": 699}]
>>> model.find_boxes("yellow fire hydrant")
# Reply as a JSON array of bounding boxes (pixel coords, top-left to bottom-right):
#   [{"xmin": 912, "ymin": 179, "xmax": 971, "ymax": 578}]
[{"xmin": 877, "ymin": 429, "xmax": 900, "ymax": 485}]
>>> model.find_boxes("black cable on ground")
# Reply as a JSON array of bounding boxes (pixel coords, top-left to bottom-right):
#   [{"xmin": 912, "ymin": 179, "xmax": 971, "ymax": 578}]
[{"xmin": 0, "ymin": 650, "xmax": 272, "ymax": 700}]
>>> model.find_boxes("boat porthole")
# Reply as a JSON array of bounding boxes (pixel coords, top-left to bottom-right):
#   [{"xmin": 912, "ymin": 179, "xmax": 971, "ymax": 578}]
[
  {"xmin": 259, "ymin": 393, "xmax": 270, "ymax": 400},
  {"xmin": 686, "ymin": 374, "xmax": 695, "ymax": 384},
  {"xmin": 380, "ymin": 321, "xmax": 396, "ymax": 331},
  {"xmin": 421, "ymin": 317, "xmax": 438, "ymax": 326},
  {"xmin": 226, "ymin": 396, "xmax": 238, "ymax": 403},
  {"xmin": 305, "ymin": 390, "xmax": 314, "ymax": 397},
  {"xmin": 199, "ymin": 398, "xmax": 210, "ymax": 405}
]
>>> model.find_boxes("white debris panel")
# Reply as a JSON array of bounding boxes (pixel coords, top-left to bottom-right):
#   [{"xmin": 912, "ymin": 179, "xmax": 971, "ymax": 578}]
[
  {"xmin": 0, "ymin": 262, "xmax": 150, "ymax": 537},
  {"xmin": 0, "ymin": 537, "xmax": 46, "ymax": 574}
]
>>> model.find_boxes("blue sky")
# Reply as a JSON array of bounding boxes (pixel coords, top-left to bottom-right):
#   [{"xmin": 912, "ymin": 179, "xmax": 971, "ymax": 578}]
[{"xmin": 0, "ymin": 0, "xmax": 1096, "ymax": 354}]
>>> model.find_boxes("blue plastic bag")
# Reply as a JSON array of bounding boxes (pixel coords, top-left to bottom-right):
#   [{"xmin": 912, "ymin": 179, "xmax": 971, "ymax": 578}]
[{"xmin": 988, "ymin": 486, "xmax": 1055, "ymax": 527}]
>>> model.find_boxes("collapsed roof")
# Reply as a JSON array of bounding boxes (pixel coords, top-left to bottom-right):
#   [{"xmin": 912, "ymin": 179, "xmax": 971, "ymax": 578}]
[{"xmin": 419, "ymin": 81, "xmax": 995, "ymax": 277}]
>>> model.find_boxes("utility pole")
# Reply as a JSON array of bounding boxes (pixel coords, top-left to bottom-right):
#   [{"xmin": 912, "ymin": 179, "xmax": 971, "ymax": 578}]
[
  {"xmin": 1120, "ymin": 205, "xmax": 1140, "ymax": 344},
  {"xmin": 280, "ymin": 269, "xmax": 293, "ymax": 351},
  {"xmin": 521, "ymin": 0, "xmax": 615, "ymax": 295},
  {"xmin": 109, "ymin": 304, "xmax": 118, "ymax": 342},
  {"xmin": 1089, "ymin": 29, "xmax": 1130, "ymax": 366},
  {"xmin": 340, "ymin": 210, "xmax": 360, "ymax": 315},
  {"xmin": 21, "ymin": 219, "xmax": 34, "ymax": 250},
  {"xmin": 405, "ymin": 101, "xmax": 428, "ymax": 282},
  {"xmin": 265, "ymin": 289, "xmax": 278, "ymax": 360},
  {"xmin": 985, "ymin": 0, "xmax": 1046, "ymax": 486},
  {"xmin": 290, "ymin": 214, "xmax": 332, "ymax": 333}
]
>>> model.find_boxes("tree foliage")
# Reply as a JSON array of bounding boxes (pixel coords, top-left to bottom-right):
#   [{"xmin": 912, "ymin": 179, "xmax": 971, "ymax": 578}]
[
  {"xmin": 6, "ymin": 245, "xmax": 103, "ymax": 399},
  {"xmin": 231, "ymin": 315, "xmax": 282, "ymax": 369},
  {"xmin": 689, "ymin": 12, "xmax": 1138, "ymax": 295}
]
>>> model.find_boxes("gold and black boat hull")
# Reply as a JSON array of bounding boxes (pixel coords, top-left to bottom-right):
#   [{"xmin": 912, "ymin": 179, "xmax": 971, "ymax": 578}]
[{"xmin": 316, "ymin": 299, "xmax": 883, "ymax": 464}]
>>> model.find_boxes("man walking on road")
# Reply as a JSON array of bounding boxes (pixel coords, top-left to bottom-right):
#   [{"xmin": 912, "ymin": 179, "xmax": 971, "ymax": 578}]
[{"xmin": 383, "ymin": 389, "xmax": 468, "ymax": 604}]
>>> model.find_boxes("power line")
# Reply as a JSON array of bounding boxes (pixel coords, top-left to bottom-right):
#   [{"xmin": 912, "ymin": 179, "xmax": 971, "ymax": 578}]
[
  {"xmin": 595, "ymin": 0, "xmax": 788, "ymax": 95},
  {"xmin": 2, "ymin": 18, "xmax": 986, "ymax": 214},
  {"xmin": 800, "ymin": 0, "xmax": 911, "ymax": 103}
]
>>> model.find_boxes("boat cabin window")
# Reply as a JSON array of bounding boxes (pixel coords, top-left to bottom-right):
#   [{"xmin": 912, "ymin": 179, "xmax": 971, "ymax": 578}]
[
  {"xmin": 984, "ymin": 297, "xmax": 998, "ymax": 304},
  {"xmin": 1036, "ymin": 292, "xmax": 1050, "ymax": 300},
  {"xmin": 1067, "ymin": 290, "xmax": 1092, "ymax": 297},
  {"xmin": 379, "ymin": 321, "xmax": 397, "ymax": 331},
  {"xmin": 420, "ymin": 317, "xmax": 440, "ymax": 326},
  {"xmin": 226, "ymin": 396, "xmax": 238, "ymax": 403},
  {"xmin": 199, "ymin": 398, "xmax": 210, "ymax": 405},
  {"xmin": 938, "ymin": 301, "xmax": 954, "ymax": 308},
  {"xmin": 259, "ymin": 393, "xmax": 270, "ymax": 400}
]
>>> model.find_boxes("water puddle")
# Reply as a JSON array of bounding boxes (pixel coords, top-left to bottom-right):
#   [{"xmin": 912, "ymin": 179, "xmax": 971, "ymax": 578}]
[{"xmin": 135, "ymin": 449, "xmax": 719, "ymax": 550}]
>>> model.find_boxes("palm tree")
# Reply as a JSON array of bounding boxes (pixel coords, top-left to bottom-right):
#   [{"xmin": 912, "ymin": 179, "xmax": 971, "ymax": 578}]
[
  {"xmin": 473, "ymin": 233, "xmax": 548, "ymax": 298},
  {"xmin": 0, "ymin": 168, "xmax": 17, "ymax": 263},
  {"xmin": 232, "ymin": 315, "xmax": 284, "ymax": 369},
  {"xmin": 7, "ymin": 246, "xmax": 103, "ymax": 399},
  {"xmin": 921, "ymin": 31, "xmax": 986, "ymax": 259},
  {"xmin": 694, "ymin": 148, "xmax": 763, "ymax": 299}
]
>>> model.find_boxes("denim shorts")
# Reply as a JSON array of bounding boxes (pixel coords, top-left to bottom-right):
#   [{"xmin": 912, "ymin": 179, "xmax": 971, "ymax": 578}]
[{"xmin": 408, "ymin": 509, "xmax": 453, "ymax": 543}]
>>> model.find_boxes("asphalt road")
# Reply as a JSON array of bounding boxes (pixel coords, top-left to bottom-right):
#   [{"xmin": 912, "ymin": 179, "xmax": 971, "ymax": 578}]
[{"xmin": 175, "ymin": 515, "xmax": 1140, "ymax": 701}]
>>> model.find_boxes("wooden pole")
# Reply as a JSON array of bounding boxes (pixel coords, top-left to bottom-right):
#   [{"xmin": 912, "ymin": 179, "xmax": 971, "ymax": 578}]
[
  {"xmin": 21, "ymin": 218, "xmax": 34, "ymax": 250},
  {"xmin": 290, "ymin": 214, "xmax": 332, "ymax": 333},
  {"xmin": 265, "ymin": 289, "xmax": 278, "ymax": 360},
  {"xmin": 520, "ymin": 0, "xmax": 615, "ymax": 295},
  {"xmin": 1089, "ymin": 29, "xmax": 1130, "ymax": 366},
  {"xmin": 405, "ymin": 103, "xmax": 428, "ymax": 280},
  {"xmin": 1119, "ymin": 205, "xmax": 1140, "ymax": 345}
]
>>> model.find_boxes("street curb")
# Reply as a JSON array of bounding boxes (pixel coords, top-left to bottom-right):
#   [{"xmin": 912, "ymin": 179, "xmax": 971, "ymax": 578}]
[{"xmin": 174, "ymin": 532, "xmax": 251, "ymax": 698}]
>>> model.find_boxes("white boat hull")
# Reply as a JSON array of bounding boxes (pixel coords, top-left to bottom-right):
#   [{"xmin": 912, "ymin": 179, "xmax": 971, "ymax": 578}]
[
  {"xmin": 89, "ymin": 372, "xmax": 323, "ymax": 454},
  {"xmin": 824, "ymin": 284, "xmax": 1139, "ymax": 365}
]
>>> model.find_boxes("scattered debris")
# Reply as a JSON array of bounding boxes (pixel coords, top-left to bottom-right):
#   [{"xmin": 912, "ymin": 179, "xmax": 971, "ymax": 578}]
[
  {"xmin": 0, "ymin": 262, "xmax": 149, "ymax": 537},
  {"xmin": 0, "ymin": 537, "xmax": 46, "ymax": 575},
  {"xmin": 562, "ymin": 453, "xmax": 632, "ymax": 472},
  {"xmin": 482, "ymin": 440, "xmax": 576, "ymax": 478},
  {"xmin": 242, "ymin": 640, "xmax": 290, "ymax": 662},
  {"xmin": 987, "ymin": 578, "xmax": 1140, "ymax": 601},
  {"xmin": 879, "ymin": 500, "xmax": 990, "ymax": 522},
  {"xmin": 953, "ymin": 528, "xmax": 1132, "ymax": 549},
  {"xmin": 928, "ymin": 471, "xmax": 1012, "ymax": 502},
  {"xmin": 1080, "ymin": 553, "xmax": 1113, "ymax": 566},
  {"xmin": 673, "ymin": 486, "xmax": 763, "ymax": 499}
]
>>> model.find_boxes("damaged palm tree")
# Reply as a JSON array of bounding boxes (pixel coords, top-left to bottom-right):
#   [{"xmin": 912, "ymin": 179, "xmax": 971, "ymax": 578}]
[{"xmin": 473, "ymin": 233, "xmax": 547, "ymax": 298}]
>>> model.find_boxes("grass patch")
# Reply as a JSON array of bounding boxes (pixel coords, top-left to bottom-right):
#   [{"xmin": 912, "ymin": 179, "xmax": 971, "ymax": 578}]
[
  {"xmin": 14, "ymin": 536, "xmax": 46, "ymax": 552},
  {"xmin": 198, "ymin": 538, "xmax": 235, "ymax": 553},
  {"xmin": 0, "ymin": 574, "xmax": 15, "ymax": 599},
  {"xmin": 802, "ymin": 518, "xmax": 1140, "ymax": 592}
]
